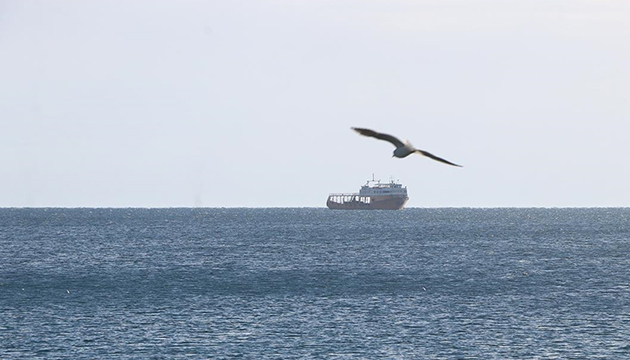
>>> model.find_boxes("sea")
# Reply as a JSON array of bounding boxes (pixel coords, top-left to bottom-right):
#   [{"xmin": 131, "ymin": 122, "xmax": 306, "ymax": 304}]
[{"xmin": 1, "ymin": 208, "xmax": 629, "ymax": 359}]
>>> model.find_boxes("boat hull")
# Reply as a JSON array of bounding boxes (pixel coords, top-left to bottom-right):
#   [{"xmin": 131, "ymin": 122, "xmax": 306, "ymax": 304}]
[{"xmin": 326, "ymin": 195, "xmax": 408, "ymax": 210}]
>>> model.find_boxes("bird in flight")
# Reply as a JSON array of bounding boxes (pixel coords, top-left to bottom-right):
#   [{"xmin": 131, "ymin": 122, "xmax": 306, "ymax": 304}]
[{"xmin": 352, "ymin": 127, "xmax": 462, "ymax": 167}]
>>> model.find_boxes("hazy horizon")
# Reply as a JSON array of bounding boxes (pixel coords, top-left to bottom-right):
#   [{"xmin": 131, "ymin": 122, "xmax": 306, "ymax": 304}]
[
  {"xmin": 2, "ymin": 206, "xmax": 628, "ymax": 210},
  {"xmin": 2, "ymin": 0, "xmax": 629, "ymax": 208}
]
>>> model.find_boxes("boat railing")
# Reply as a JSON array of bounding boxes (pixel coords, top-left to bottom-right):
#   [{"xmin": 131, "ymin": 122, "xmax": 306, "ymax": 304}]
[
  {"xmin": 327, "ymin": 194, "xmax": 372, "ymax": 204},
  {"xmin": 327, "ymin": 192, "xmax": 359, "ymax": 197}
]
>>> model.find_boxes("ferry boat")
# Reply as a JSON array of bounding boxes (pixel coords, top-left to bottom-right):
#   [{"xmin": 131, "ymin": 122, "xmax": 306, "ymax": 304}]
[{"xmin": 326, "ymin": 176, "xmax": 409, "ymax": 210}]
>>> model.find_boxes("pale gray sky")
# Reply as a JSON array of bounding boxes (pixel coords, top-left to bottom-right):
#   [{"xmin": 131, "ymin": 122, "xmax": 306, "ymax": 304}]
[{"xmin": 1, "ymin": 0, "xmax": 629, "ymax": 207}]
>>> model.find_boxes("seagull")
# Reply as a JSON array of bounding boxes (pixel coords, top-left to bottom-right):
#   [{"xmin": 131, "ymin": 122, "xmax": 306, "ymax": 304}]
[{"xmin": 352, "ymin": 127, "xmax": 462, "ymax": 167}]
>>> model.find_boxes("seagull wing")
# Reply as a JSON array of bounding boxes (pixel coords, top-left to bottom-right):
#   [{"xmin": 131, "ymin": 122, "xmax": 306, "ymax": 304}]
[
  {"xmin": 352, "ymin": 127, "xmax": 405, "ymax": 148},
  {"xmin": 415, "ymin": 149, "xmax": 462, "ymax": 167}
]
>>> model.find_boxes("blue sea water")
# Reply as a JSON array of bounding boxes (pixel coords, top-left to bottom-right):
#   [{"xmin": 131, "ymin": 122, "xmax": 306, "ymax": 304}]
[{"xmin": 1, "ymin": 208, "xmax": 629, "ymax": 359}]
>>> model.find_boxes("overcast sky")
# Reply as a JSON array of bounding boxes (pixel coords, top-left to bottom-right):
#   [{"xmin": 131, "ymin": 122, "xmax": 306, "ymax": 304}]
[{"xmin": 1, "ymin": 0, "xmax": 629, "ymax": 207}]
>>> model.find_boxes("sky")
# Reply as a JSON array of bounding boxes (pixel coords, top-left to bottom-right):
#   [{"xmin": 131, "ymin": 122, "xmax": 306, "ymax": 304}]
[{"xmin": 1, "ymin": 0, "xmax": 629, "ymax": 208}]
